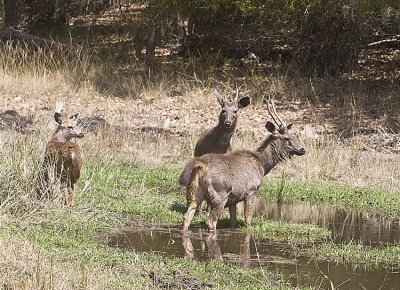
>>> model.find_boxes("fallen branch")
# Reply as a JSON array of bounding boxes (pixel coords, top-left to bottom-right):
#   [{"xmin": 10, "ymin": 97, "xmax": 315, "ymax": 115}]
[{"xmin": 367, "ymin": 36, "xmax": 400, "ymax": 47}]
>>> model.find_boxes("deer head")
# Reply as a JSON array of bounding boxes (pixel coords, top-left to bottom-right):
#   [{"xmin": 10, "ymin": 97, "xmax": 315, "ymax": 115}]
[
  {"xmin": 265, "ymin": 99, "xmax": 305, "ymax": 157},
  {"xmin": 52, "ymin": 101, "xmax": 84, "ymax": 142},
  {"xmin": 214, "ymin": 89, "xmax": 251, "ymax": 129}
]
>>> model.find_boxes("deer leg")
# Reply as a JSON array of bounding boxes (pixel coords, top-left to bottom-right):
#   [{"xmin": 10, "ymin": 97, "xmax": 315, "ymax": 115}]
[
  {"xmin": 65, "ymin": 182, "xmax": 76, "ymax": 206},
  {"xmin": 244, "ymin": 194, "xmax": 255, "ymax": 226},
  {"xmin": 182, "ymin": 235, "xmax": 194, "ymax": 259},
  {"xmin": 194, "ymin": 188, "xmax": 205, "ymax": 214},
  {"xmin": 183, "ymin": 193, "xmax": 204, "ymax": 233},
  {"xmin": 183, "ymin": 202, "xmax": 197, "ymax": 233},
  {"xmin": 195, "ymin": 201, "xmax": 203, "ymax": 214},
  {"xmin": 229, "ymin": 204, "xmax": 237, "ymax": 228},
  {"xmin": 206, "ymin": 202, "xmax": 226, "ymax": 232}
]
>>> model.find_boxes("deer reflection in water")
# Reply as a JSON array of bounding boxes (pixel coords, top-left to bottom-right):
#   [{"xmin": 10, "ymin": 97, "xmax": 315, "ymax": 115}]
[{"xmin": 182, "ymin": 230, "xmax": 252, "ymax": 268}]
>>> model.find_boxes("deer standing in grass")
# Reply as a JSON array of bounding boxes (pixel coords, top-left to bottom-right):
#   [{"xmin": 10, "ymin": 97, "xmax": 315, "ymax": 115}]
[
  {"xmin": 36, "ymin": 102, "xmax": 84, "ymax": 205},
  {"xmin": 179, "ymin": 100, "xmax": 306, "ymax": 233}
]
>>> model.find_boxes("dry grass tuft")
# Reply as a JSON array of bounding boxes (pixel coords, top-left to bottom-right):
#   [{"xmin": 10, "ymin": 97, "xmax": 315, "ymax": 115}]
[
  {"xmin": 278, "ymin": 136, "xmax": 400, "ymax": 193},
  {"xmin": 0, "ymin": 235, "xmax": 150, "ymax": 289}
]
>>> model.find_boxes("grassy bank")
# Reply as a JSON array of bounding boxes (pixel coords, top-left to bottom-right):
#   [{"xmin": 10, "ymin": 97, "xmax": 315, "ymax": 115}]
[
  {"xmin": 1, "ymin": 133, "xmax": 399, "ymax": 287},
  {"xmin": 0, "ymin": 151, "xmax": 305, "ymax": 289}
]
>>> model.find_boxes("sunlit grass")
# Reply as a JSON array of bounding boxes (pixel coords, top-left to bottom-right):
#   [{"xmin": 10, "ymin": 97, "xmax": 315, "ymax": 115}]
[
  {"xmin": 250, "ymin": 218, "xmax": 330, "ymax": 243},
  {"xmin": 306, "ymin": 242, "xmax": 400, "ymax": 269},
  {"xmin": 258, "ymin": 179, "xmax": 400, "ymax": 218}
]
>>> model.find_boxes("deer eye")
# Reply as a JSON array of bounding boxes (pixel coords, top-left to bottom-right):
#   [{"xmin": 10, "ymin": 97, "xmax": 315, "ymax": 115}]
[{"xmin": 67, "ymin": 126, "xmax": 74, "ymax": 129}]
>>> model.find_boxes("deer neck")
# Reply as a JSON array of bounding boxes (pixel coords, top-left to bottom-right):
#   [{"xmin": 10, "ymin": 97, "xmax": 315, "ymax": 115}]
[
  {"xmin": 256, "ymin": 138, "xmax": 287, "ymax": 175},
  {"xmin": 50, "ymin": 130, "xmax": 71, "ymax": 143}
]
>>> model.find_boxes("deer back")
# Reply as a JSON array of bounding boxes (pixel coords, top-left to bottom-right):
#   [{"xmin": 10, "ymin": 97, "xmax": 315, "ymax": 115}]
[{"xmin": 180, "ymin": 150, "xmax": 263, "ymax": 189}]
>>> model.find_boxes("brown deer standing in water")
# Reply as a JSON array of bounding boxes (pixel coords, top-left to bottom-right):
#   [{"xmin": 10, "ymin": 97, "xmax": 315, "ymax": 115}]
[
  {"xmin": 193, "ymin": 89, "xmax": 251, "ymax": 157},
  {"xmin": 179, "ymin": 99, "xmax": 306, "ymax": 233},
  {"xmin": 36, "ymin": 102, "xmax": 84, "ymax": 205}
]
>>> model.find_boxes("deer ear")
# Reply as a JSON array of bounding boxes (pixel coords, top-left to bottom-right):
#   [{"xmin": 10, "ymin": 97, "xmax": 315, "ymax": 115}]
[
  {"xmin": 287, "ymin": 123, "xmax": 293, "ymax": 130},
  {"xmin": 265, "ymin": 121, "xmax": 276, "ymax": 133},
  {"xmin": 213, "ymin": 90, "xmax": 225, "ymax": 107},
  {"xmin": 238, "ymin": 96, "xmax": 251, "ymax": 109},
  {"xmin": 54, "ymin": 112, "xmax": 63, "ymax": 124},
  {"xmin": 69, "ymin": 113, "xmax": 79, "ymax": 120}
]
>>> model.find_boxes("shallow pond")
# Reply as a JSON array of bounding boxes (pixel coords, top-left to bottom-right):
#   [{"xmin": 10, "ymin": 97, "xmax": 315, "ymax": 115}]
[{"xmin": 106, "ymin": 199, "xmax": 400, "ymax": 289}]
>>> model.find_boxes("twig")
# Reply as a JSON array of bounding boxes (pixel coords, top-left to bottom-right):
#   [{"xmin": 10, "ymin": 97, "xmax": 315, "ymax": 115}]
[
  {"xmin": 318, "ymin": 266, "xmax": 335, "ymax": 290},
  {"xmin": 367, "ymin": 36, "xmax": 400, "ymax": 47}
]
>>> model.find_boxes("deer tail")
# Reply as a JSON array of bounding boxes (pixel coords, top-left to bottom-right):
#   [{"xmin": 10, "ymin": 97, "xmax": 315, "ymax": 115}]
[
  {"xmin": 186, "ymin": 161, "xmax": 206, "ymax": 207},
  {"xmin": 178, "ymin": 159, "xmax": 198, "ymax": 186}
]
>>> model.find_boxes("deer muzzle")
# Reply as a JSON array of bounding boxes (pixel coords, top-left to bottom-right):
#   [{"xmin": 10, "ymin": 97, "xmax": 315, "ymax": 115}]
[
  {"xmin": 296, "ymin": 148, "xmax": 306, "ymax": 156},
  {"xmin": 224, "ymin": 121, "xmax": 232, "ymax": 128}
]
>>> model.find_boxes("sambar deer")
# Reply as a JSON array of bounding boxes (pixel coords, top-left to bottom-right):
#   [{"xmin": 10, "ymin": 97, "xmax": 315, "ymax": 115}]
[
  {"xmin": 179, "ymin": 99, "xmax": 305, "ymax": 233},
  {"xmin": 188, "ymin": 89, "xmax": 250, "ymax": 214},
  {"xmin": 36, "ymin": 102, "xmax": 84, "ymax": 205},
  {"xmin": 193, "ymin": 89, "xmax": 251, "ymax": 157}
]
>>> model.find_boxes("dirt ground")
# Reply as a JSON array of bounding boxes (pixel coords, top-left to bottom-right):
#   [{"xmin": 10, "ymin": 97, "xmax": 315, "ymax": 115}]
[{"xmin": 1, "ymin": 86, "xmax": 399, "ymax": 155}]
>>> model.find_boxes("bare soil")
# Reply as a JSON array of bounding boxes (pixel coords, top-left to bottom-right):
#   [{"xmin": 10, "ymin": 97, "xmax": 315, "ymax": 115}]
[{"xmin": 1, "ymin": 78, "xmax": 399, "ymax": 155}]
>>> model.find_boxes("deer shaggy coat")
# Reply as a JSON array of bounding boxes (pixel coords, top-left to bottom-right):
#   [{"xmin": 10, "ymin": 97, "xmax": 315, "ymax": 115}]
[
  {"xmin": 36, "ymin": 111, "xmax": 84, "ymax": 205},
  {"xmin": 179, "ymin": 121, "xmax": 306, "ymax": 232}
]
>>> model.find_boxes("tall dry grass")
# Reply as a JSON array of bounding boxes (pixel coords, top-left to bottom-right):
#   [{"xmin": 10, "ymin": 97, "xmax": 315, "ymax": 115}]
[
  {"xmin": 0, "ymin": 40, "xmax": 399, "ymax": 216},
  {"xmin": 1, "ymin": 123, "xmax": 399, "ymax": 223}
]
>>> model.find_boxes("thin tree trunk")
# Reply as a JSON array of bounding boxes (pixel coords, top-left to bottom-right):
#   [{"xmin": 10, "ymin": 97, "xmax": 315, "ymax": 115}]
[
  {"xmin": 4, "ymin": 0, "xmax": 18, "ymax": 28},
  {"xmin": 145, "ymin": 20, "xmax": 158, "ymax": 65}
]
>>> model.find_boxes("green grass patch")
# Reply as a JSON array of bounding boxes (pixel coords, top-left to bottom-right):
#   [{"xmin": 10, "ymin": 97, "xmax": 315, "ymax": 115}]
[
  {"xmin": 250, "ymin": 217, "xmax": 330, "ymax": 243},
  {"xmin": 83, "ymin": 162, "xmax": 400, "ymax": 219},
  {"xmin": 2, "ymin": 157, "xmax": 400, "ymax": 289},
  {"xmin": 1, "ymin": 220, "xmax": 293, "ymax": 289},
  {"xmin": 259, "ymin": 179, "xmax": 400, "ymax": 218},
  {"xmin": 306, "ymin": 242, "xmax": 400, "ymax": 269}
]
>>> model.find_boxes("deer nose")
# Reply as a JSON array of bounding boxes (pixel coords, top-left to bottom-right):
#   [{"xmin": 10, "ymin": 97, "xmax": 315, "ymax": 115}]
[
  {"xmin": 224, "ymin": 121, "xmax": 232, "ymax": 128},
  {"xmin": 298, "ymin": 148, "xmax": 306, "ymax": 155},
  {"xmin": 77, "ymin": 133, "xmax": 85, "ymax": 138}
]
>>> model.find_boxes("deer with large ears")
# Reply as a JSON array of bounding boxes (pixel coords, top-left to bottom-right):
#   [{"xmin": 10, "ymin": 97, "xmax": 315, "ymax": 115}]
[
  {"xmin": 184, "ymin": 89, "xmax": 250, "ymax": 214},
  {"xmin": 36, "ymin": 102, "xmax": 84, "ymax": 205},
  {"xmin": 180, "ymin": 99, "xmax": 306, "ymax": 233},
  {"xmin": 193, "ymin": 89, "xmax": 251, "ymax": 157}
]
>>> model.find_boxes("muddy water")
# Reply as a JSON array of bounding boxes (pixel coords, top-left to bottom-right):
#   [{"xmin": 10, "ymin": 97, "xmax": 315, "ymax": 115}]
[
  {"xmin": 107, "ymin": 199, "xmax": 400, "ymax": 289},
  {"xmin": 242, "ymin": 198, "xmax": 400, "ymax": 245}
]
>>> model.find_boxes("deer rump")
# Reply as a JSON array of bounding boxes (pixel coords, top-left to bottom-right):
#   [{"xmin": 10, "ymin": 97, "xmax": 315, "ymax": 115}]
[
  {"xmin": 180, "ymin": 151, "xmax": 264, "ymax": 208},
  {"xmin": 47, "ymin": 142, "xmax": 83, "ymax": 183},
  {"xmin": 39, "ymin": 141, "xmax": 83, "ymax": 194}
]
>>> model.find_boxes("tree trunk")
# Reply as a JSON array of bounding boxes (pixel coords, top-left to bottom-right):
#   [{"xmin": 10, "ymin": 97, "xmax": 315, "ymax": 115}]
[
  {"xmin": 4, "ymin": 0, "xmax": 18, "ymax": 27},
  {"xmin": 145, "ymin": 20, "xmax": 158, "ymax": 65}
]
